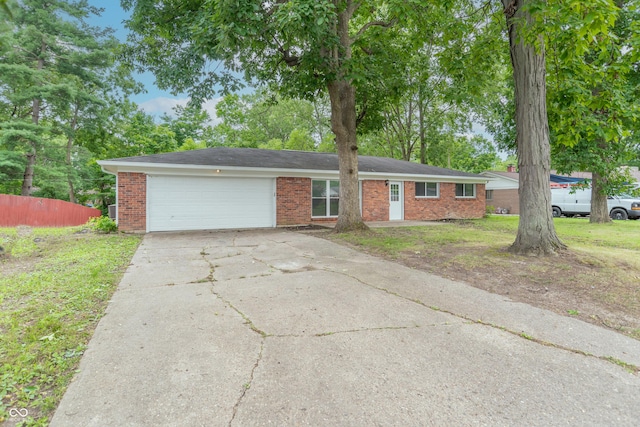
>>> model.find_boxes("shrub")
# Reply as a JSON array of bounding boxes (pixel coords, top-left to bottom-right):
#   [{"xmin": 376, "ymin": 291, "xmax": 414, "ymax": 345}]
[
  {"xmin": 86, "ymin": 216, "xmax": 118, "ymax": 234},
  {"xmin": 485, "ymin": 205, "xmax": 495, "ymax": 217}
]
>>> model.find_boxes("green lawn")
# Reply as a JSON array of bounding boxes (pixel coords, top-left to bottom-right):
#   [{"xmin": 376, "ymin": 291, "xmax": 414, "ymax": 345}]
[
  {"xmin": 0, "ymin": 227, "xmax": 141, "ymax": 426},
  {"xmin": 336, "ymin": 215, "xmax": 640, "ymax": 259}
]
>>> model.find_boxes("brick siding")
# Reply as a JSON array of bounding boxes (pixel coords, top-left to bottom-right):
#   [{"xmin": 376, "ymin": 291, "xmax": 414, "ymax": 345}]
[
  {"xmin": 276, "ymin": 177, "xmax": 313, "ymax": 225},
  {"xmin": 117, "ymin": 172, "xmax": 146, "ymax": 232},
  {"xmin": 404, "ymin": 182, "xmax": 486, "ymax": 220},
  {"xmin": 361, "ymin": 180, "xmax": 388, "ymax": 221},
  {"xmin": 486, "ymin": 188, "xmax": 519, "ymax": 214},
  {"xmin": 117, "ymin": 175, "xmax": 485, "ymax": 231}
]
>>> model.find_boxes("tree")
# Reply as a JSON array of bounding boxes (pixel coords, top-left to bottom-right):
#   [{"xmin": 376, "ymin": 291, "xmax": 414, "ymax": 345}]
[
  {"xmin": 362, "ymin": 1, "xmax": 506, "ymax": 166},
  {"xmin": 0, "ymin": 150, "xmax": 23, "ymax": 194},
  {"xmin": 0, "ymin": 0, "xmax": 9, "ymax": 16},
  {"xmin": 0, "ymin": 0, "xmax": 117, "ymax": 197},
  {"xmin": 500, "ymin": 0, "xmax": 566, "ymax": 255},
  {"xmin": 483, "ymin": 2, "xmax": 637, "ymax": 225},
  {"xmin": 75, "ymin": 98, "xmax": 178, "ymax": 211},
  {"xmin": 428, "ymin": 134, "xmax": 500, "ymax": 173},
  {"xmin": 122, "ymin": 0, "xmax": 435, "ymax": 231},
  {"xmin": 545, "ymin": 0, "xmax": 639, "ymax": 223},
  {"xmin": 210, "ymin": 90, "xmax": 333, "ymax": 150},
  {"xmin": 161, "ymin": 102, "xmax": 214, "ymax": 148}
]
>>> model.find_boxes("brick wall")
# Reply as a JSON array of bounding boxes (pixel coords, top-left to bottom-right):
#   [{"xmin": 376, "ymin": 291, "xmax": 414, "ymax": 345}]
[
  {"xmin": 404, "ymin": 182, "xmax": 486, "ymax": 220},
  {"xmin": 276, "ymin": 177, "xmax": 312, "ymax": 225},
  {"xmin": 487, "ymin": 188, "xmax": 519, "ymax": 214},
  {"xmin": 276, "ymin": 178, "xmax": 485, "ymax": 224},
  {"xmin": 117, "ymin": 172, "xmax": 146, "ymax": 232},
  {"xmin": 361, "ymin": 180, "xmax": 388, "ymax": 221},
  {"xmin": 117, "ymin": 175, "xmax": 485, "ymax": 232}
]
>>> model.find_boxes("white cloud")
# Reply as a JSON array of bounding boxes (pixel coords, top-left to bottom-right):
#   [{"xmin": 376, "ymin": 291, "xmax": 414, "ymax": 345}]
[
  {"xmin": 138, "ymin": 97, "xmax": 189, "ymax": 116},
  {"xmin": 138, "ymin": 96, "xmax": 223, "ymax": 125},
  {"xmin": 201, "ymin": 98, "xmax": 223, "ymax": 125}
]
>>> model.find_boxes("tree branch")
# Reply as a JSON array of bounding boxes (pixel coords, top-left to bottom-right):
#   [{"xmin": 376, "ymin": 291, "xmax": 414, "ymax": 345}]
[
  {"xmin": 351, "ymin": 18, "xmax": 397, "ymax": 43},
  {"xmin": 356, "ymin": 95, "xmax": 367, "ymax": 127},
  {"xmin": 347, "ymin": 1, "xmax": 361, "ymax": 18},
  {"xmin": 276, "ymin": 46, "xmax": 301, "ymax": 67},
  {"xmin": 265, "ymin": 0, "xmax": 288, "ymax": 17}
]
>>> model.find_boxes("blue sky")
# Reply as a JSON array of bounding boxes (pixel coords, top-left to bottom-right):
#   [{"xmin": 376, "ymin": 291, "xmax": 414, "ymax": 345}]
[{"xmin": 86, "ymin": 1, "xmax": 223, "ymax": 119}]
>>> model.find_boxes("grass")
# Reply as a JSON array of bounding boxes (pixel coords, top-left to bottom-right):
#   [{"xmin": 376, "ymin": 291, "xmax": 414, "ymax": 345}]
[
  {"xmin": 0, "ymin": 226, "xmax": 141, "ymax": 426},
  {"xmin": 328, "ymin": 216, "xmax": 640, "ymax": 340},
  {"xmin": 339, "ymin": 216, "xmax": 640, "ymax": 265}
]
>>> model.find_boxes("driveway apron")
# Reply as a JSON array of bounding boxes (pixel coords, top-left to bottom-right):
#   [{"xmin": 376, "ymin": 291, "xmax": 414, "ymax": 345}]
[{"xmin": 51, "ymin": 229, "xmax": 640, "ymax": 426}]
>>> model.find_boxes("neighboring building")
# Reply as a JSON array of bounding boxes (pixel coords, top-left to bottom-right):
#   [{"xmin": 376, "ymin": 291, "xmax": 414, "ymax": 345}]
[
  {"xmin": 481, "ymin": 166, "xmax": 519, "ymax": 214},
  {"xmin": 98, "ymin": 147, "xmax": 488, "ymax": 233},
  {"xmin": 548, "ymin": 167, "xmax": 640, "ymax": 186},
  {"xmin": 481, "ymin": 166, "xmax": 640, "ymax": 215}
]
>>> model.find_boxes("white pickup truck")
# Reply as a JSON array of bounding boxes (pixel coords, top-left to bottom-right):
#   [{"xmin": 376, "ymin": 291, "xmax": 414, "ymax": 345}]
[{"xmin": 551, "ymin": 186, "xmax": 640, "ymax": 220}]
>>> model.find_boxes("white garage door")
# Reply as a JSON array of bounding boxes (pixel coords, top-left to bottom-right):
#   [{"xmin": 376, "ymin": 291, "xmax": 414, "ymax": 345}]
[{"xmin": 147, "ymin": 175, "xmax": 275, "ymax": 232}]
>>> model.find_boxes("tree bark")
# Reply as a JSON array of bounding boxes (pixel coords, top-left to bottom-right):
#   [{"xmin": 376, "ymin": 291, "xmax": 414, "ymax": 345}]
[
  {"xmin": 66, "ymin": 104, "xmax": 80, "ymax": 203},
  {"xmin": 419, "ymin": 90, "xmax": 427, "ymax": 164},
  {"xmin": 503, "ymin": 0, "xmax": 566, "ymax": 255},
  {"xmin": 328, "ymin": 79, "xmax": 367, "ymax": 232},
  {"xmin": 21, "ymin": 39, "xmax": 46, "ymax": 197},
  {"xmin": 327, "ymin": 1, "xmax": 367, "ymax": 232},
  {"xmin": 21, "ymin": 153, "xmax": 36, "ymax": 196},
  {"xmin": 21, "ymin": 95, "xmax": 41, "ymax": 196},
  {"xmin": 590, "ymin": 172, "xmax": 611, "ymax": 223}
]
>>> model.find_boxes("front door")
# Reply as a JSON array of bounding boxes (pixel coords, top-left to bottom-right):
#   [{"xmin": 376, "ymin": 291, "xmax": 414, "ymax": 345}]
[{"xmin": 389, "ymin": 181, "xmax": 403, "ymax": 220}]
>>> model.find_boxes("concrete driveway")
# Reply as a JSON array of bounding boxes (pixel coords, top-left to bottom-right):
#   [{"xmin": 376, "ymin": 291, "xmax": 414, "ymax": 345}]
[{"xmin": 51, "ymin": 229, "xmax": 640, "ymax": 426}]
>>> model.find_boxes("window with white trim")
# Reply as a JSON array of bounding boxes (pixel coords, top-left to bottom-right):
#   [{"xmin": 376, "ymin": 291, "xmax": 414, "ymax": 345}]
[
  {"xmin": 455, "ymin": 183, "xmax": 476, "ymax": 198},
  {"xmin": 486, "ymin": 190, "xmax": 493, "ymax": 200},
  {"xmin": 312, "ymin": 180, "xmax": 340, "ymax": 217},
  {"xmin": 415, "ymin": 182, "xmax": 439, "ymax": 198}
]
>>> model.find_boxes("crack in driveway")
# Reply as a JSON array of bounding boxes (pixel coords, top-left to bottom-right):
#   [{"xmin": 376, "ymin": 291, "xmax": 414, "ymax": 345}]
[
  {"xmin": 229, "ymin": 340, "xmax": 264, "ymax": 427},
  {"xmin": 321, "ymin": 266, "xmax": 640, "ymax": 373}
]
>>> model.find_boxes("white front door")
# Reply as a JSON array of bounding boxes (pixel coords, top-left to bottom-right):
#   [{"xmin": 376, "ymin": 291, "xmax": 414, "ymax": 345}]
[{"xmin": 389, "ymin": 181, "xmax": 403, "ymax": 220}]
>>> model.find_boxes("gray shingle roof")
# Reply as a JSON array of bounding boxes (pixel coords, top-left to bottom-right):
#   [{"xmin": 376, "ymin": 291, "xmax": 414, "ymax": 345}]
[{"xmin": 104, "ymin": 147, "xmax": 483, "ymax": 178}]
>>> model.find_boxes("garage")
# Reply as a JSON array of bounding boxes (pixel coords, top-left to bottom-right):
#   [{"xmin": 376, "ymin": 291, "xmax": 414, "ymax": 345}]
[{"xmin": 146, "ymin": 175, "xmax": 275, "ymax": 232}]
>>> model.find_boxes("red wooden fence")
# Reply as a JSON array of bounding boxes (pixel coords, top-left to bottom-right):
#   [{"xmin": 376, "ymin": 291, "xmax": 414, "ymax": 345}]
[{"xmin": 0, "ymin": 194, "xmax": 101, "ymax": 227}]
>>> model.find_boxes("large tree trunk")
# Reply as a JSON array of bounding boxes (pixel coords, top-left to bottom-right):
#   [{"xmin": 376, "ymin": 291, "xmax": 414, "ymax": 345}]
[
  {"xmin": 503, "ymin": 0, "xmax": 566, "ymax": 255},
  {"xmin": 327, "ymin": 1, "xmax": 367, "ymax": 233},
  {"xmin": 590, "ymin": 172, "xmax": 611, "ymax": 223},
  {"xmin": 328, "ymin": 80, "xmax": 367, "ymax": 232}
]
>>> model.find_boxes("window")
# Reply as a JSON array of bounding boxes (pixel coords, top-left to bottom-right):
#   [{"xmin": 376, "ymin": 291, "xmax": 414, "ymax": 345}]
[
  {"xmin": 312, "ymin": 180, "xmax": 340, "ymax": 217},
  {"xmin": 456, "ymin": 183, "xmax": 476, "ymax": 198},
  {"xmin": 415, "ymin": 182, "xmax": 439, "ymax": 198},
  {"xmin": 390, "ymin": 184, "xmax": 400, "ymax": 202},
  {"xmin": 486, "ymin": 190, "xmax": 493, "ymax": 200}
]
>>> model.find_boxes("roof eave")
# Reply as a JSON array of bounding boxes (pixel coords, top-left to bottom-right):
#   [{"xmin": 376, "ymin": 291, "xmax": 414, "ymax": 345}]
[
  {"xmin": 96, "ymin": 161, "xmax": 488, "ymax": 183},
  {"xmin": 480, "ymin": 171, "xmax": 519, "ymax": 183}
]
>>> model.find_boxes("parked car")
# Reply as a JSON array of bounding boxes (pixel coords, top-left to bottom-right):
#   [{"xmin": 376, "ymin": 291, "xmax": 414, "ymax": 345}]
[{"xmin": 551, "ymin": 186, "xmax": 640, "ymax": 220}]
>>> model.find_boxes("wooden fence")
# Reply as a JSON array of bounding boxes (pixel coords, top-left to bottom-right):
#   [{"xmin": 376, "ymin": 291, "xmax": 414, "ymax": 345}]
[{"xmin": 0, "ymin": 194, "xmax": 101, "ymax": 227}]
